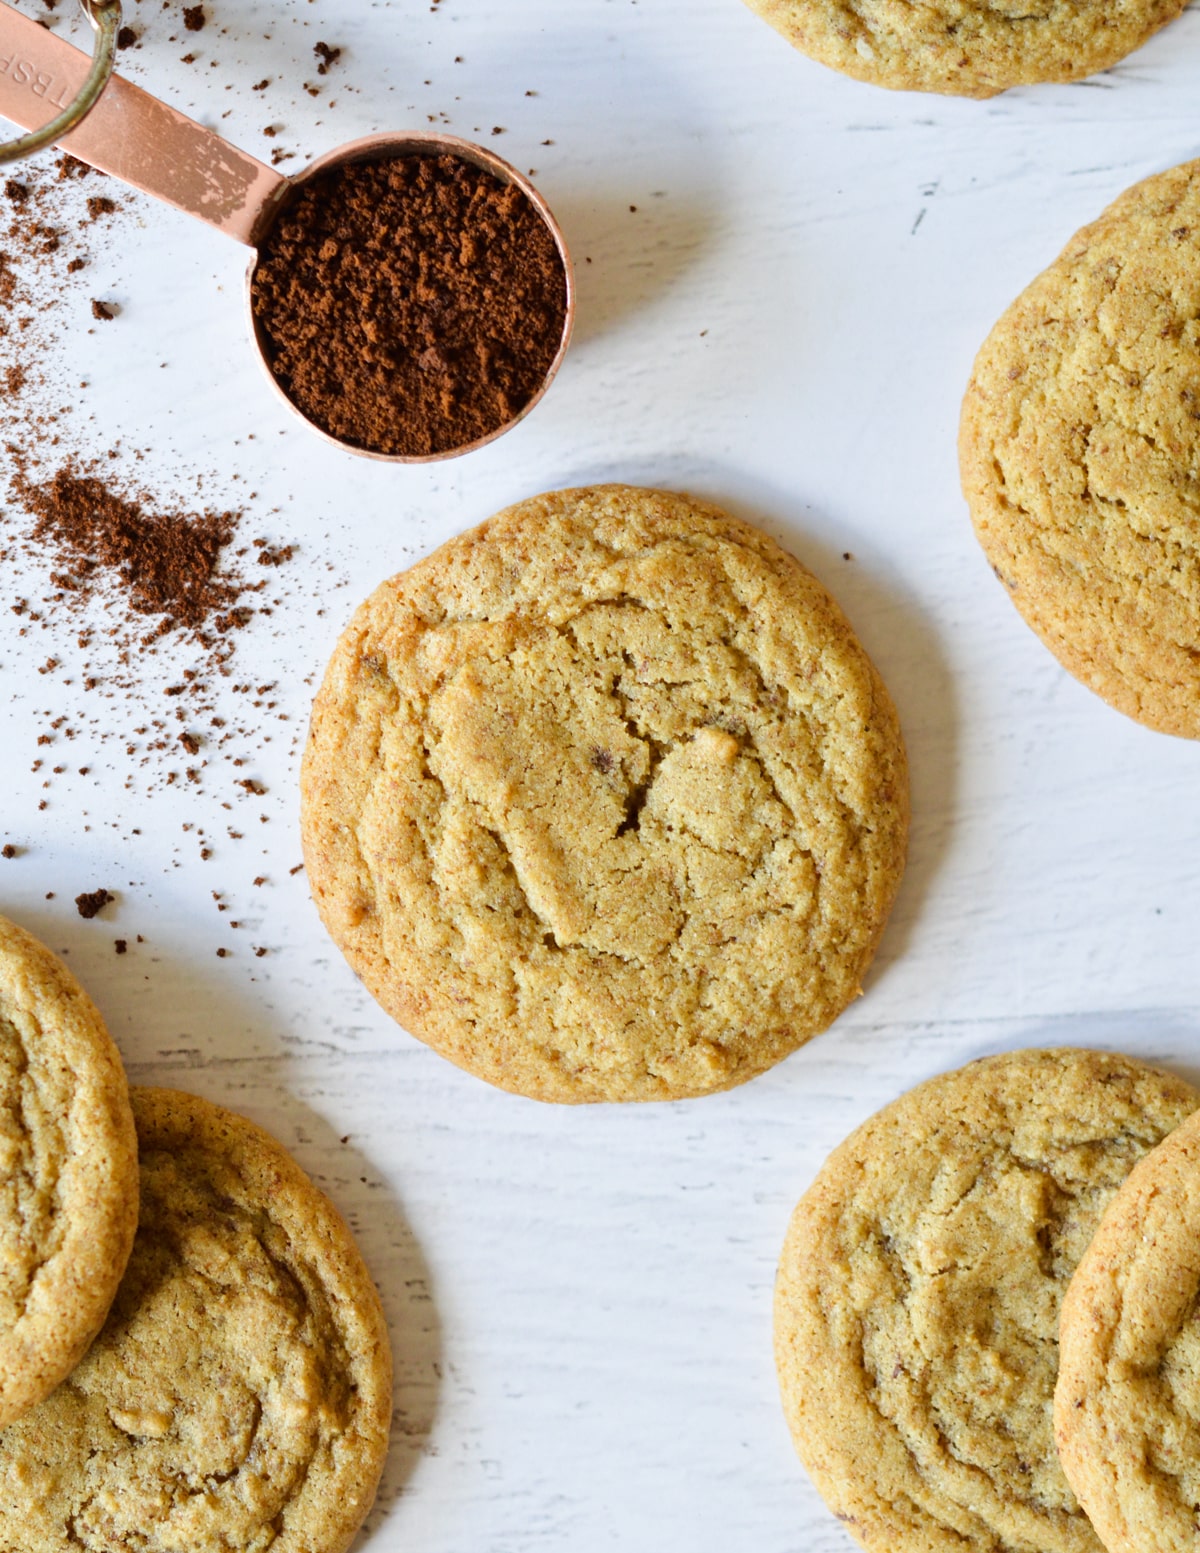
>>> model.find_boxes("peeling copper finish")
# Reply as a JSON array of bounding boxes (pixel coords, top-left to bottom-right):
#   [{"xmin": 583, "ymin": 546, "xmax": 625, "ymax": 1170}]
[{"xmin": 0, "ymin": 0, "xmax": 282, "ymax": 241}]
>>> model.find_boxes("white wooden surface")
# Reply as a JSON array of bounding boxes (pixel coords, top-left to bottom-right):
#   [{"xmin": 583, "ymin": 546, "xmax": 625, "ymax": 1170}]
[{"xmin": 3, "ymin": 1, "xmax": 1200, "ymax": 1547}]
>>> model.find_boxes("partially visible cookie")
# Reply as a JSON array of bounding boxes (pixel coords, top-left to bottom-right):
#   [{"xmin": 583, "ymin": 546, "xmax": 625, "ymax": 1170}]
[
  {"xmin": 301, "ymin": 484, "xmax": 908, "ymax": 1103},
  {"xmin": 961, "ymin": 159, "xmax": 1200, "ymax": 738},
  {"xmin": 774, "ymin": 1048, "xmax": 1199, "ymax": 1553},
  {"xmin": 740, "ymin": 0, "xmax": 1185, "ymax": 97},
  {"xmin": 0, "ymin": 1087, "xmax": 393, "ymax": 1553},
  {"xmin": 0, "ymin": 914, "xmax": 137, "ymax": 1429},
  {"xmin": 1056, "ymin": 1107, "xmax": 1200, "ymax": 1553}
]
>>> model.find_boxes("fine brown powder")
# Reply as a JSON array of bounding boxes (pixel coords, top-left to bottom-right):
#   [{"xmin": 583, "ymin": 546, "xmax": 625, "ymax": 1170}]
[
  {"xmin": 250, "ymin": 153, "xmax": 568, "ymax": 457},
  {"xmin": 16, "ymin": 466, "xmax": 244, "ymax": 635},
  {"xmin": 1, "ymin": 148, "xmax": 304, "ymax": 883}
]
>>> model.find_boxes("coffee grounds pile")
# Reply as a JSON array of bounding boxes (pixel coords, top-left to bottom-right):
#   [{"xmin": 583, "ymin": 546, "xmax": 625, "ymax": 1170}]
[
  {"xmin": 0, "ymin": 155, "xmax": 307, "ymax": 840},
  {"xmin": 0, "ymin": 53, "xmax": 323, "ymax": 950},
  {"xmin": 250, "ymin": 153, "xmax": 568, "ymax": 457},
  {"xmin": 18, "ymin": 466, "xmax": 244, "ymax": 635},
  {"xmin": 1, "ymin": 162, "xmax": 265, "ymax": 671}
]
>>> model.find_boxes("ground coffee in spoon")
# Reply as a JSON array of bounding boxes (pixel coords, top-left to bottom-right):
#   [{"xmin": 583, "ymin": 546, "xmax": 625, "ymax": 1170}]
[{"xmin": 250, "ymin": 152, "xmax": 568, "ymax": 457}]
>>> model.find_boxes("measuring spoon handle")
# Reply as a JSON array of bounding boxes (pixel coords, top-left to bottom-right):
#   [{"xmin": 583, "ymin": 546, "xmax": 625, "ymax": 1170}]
[{"xmin": 0, "ymin": 0, "xmax": 284, "ymax": 245}]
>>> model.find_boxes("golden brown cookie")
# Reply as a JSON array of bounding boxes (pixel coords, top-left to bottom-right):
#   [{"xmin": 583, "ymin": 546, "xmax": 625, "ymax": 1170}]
[
  {"xmin": 961, "ymin": 159, "xmax": 1200, "ymax": 738},
  {"xmin": 0, "ymin": 914, "xmax": 137, "ymax": 1429},
  {"xmin": 774, "ymin": 1048, "xmax": 1199, "ymax": 1553},
  {"xmin": 741, "ymin": 0, "xmax": 1185, "ymax": 97},
  {"xmin": 0, "ymin": 1087, "xmax": 393, "ymax": 1553},
  {"xmin": 301, "ymin": 484, "xmax": 908, "ymax": 1104},
  {"xmin": 1056, "ymin": 1106, "xmax": 1200, "ymax": 1553}
]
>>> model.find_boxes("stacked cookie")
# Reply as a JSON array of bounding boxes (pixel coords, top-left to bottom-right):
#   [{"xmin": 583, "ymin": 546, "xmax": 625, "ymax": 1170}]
[
  {"xmin": 1056, "ymin": 1109, "xmax": 1200, "ymax": 1553},
  {"xmin": 0, "ymin": 914, "xmax": 392, "ymax": 1553},
  {"xmin": 774, "ymin": 1047, "xmax": 1200, "ymax": 1553}
]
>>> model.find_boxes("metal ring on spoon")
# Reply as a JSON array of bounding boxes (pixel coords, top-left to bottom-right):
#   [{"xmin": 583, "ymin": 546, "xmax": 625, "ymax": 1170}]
[
  {"xmin": 0, "ymin": 0, "xmax": 574, "ymax": 460},
  {"xmin": 0, "ymin": 0, "xmax": 121, "ymax": 166}
]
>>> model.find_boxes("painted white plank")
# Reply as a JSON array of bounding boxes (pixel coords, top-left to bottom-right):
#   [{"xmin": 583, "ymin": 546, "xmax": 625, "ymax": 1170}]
[{"xmin": 2, "ymin": 1, "xmax": 1200, "ymax": 1547}]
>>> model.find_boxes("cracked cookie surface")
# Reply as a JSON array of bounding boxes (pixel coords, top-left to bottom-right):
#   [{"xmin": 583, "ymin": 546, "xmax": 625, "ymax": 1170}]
[
  {"xmin": 961, "ymin": 158, "xmax": 1200, "ymax": 737},
  {"xmin": 774, "ymin": 1048, "xmax": 1199, "ymax": 1553},
  {"xmin": 0, "ymin": 1087, "xmax": 392, "ymax": 1553},
  {"xmin": 1056, "ymin": 1107, "xmax": 1200, "ymax": 1553},
  {"xmin": 301, "ymin": 485, "xmax": 908, "ymax": 1103},
  {"xmin": 0, "ymin": 915, "xmax": 137, "ymax": 1429},
  {"xmin": 741, "ymin": 0, "xmax": 1185, "ymax": 96}
]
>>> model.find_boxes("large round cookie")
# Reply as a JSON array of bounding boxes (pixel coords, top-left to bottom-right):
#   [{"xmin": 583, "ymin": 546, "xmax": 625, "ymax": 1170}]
[
  {"xmin": 0, "ymin": 1087, "xmax": 393, "ymax": 1553},
  {"xmin": 0, "ymin": 914, "xmax": 137, "ymax": 1429},
  {"xmin": 961, "ymin": 159, "xmax": 1200, "ymax": 738},
  {"xmin": 774, "ymin": 1048, "xmax": 1199, "ymax": 1553},
  {"xmin": 1056, "ymin": 1107, "xmax": 1200, "ymax": 1553},
  {"xmin": 301, "ymin": 485, "xmax": 908, "ymax": 1104},
  {"xmin": 740, "ymin": 0, "xmax": 1185, "ymax": 97}
]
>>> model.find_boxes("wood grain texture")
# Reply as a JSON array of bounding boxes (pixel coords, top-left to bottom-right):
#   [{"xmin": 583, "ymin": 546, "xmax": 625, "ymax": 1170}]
[{"xmin": 1, "ymin": 1, "xmax": 1200, "ymax": 1548}]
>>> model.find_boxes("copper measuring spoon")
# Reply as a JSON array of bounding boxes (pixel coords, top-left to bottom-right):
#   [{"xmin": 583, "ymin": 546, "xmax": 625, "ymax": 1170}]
[{"xmin": 0, "ymin": 0, "xmax": 575, "ymax": 461}]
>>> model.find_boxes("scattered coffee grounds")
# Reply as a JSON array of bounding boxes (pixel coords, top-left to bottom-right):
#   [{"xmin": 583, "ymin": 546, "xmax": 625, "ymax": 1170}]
[
  {"xmin": 75, "ymin": 888, "xmax": 113, "ymax": 918},
  {"xmin": 314, "ymin": 41, "xmax": 341, "ymax": 75},
  {"xmin": 250, "ymin": 152, "xmax": 568, "ymax": 457},
  {"xmin": 90, "ymin": 299, "xmax": 114, "ymax": 321},
  {"xmin": 182, "ymin": 4, "xmax": 205, "ymax": 31},
  {"xmin": 0, "ymin": 154, "xmax": 308, "ymax": 835},
  {"xmin": 0, "ymin": 138, "xmax": 325, "ymax": 953},
  {"xmin": 4, "ymin": 448, "xmax": 300, "ymax": 810},
  {"xmin": 116, "ymin": 26, "xmax": 137, "ymax": 50},
  {"xmin": 17, "ymin": 465, "xmax": 244, "ymax": 633}
]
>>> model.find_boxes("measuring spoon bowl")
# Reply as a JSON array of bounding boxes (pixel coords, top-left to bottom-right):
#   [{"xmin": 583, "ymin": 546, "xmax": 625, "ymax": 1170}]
[
  {"xmin": 245, "ymin": 132, "xmax": 574, "ymax": 463},
  {"xmin": 0, "ymin": 2, "xmax": 574, "ymax": 460}
]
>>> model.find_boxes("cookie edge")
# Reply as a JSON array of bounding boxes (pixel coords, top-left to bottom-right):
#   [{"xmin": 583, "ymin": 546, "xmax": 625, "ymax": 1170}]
[
  {"xmin": 959, "ymin": 158, "xmax": 1200, "ymax": 740},
  {"xmin": 0, "ymin": 914, "xmax": 139, "ymax": 1429},
  {"xmin": 739, "ymin": 0, "xmax": 1186, "ymax": 98}
]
